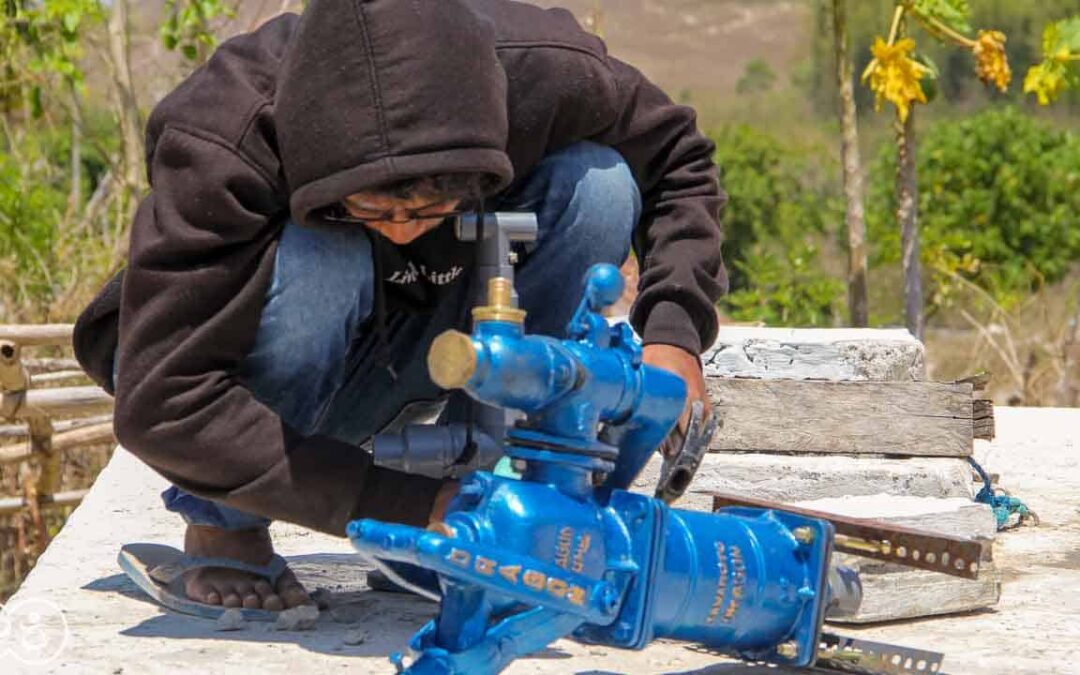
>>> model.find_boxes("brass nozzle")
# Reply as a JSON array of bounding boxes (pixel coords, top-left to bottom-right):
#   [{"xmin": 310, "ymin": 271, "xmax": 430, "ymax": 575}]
[
  {"xmin": 428, "ymin": 330, "xmax": 478, "ymax": 389},
  {"xmin": 472, "ymin": 277, "xmax": 526, "ymax": 324}
]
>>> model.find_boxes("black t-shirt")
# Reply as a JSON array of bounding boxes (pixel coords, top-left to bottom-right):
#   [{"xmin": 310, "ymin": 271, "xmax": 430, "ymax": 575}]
[{"xmin": 373, "ymin": 220, "xmax": 475, "ymax": 314}]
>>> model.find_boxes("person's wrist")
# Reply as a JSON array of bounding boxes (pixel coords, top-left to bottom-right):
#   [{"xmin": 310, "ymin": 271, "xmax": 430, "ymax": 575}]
[{"xmin": 428, "ymin": 481, "xmax": 459, "ymax": 525}]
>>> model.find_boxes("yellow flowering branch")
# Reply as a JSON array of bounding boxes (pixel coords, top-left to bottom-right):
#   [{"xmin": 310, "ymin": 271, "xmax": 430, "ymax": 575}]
[
  {"xmin": 886, "ymin": 4, "xmax": 906, "ymax": 45},
  {"xmin": 907, "ymin": 8, "xmax": 976, "ymax": 49}
]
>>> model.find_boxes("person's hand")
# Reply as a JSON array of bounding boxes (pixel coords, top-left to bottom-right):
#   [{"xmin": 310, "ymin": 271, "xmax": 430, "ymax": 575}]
[{"xmin": 642, "ymin": 344, "xmax": 710, "ymax": 458}]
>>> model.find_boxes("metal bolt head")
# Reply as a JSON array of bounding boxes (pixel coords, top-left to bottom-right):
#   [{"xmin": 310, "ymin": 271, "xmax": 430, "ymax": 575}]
[
  {"xmin": 792, "ymin": 526, "xmax": 815, "ymax": 545},
  {"xmin": 777, "ymin": 641, "xmax": 799, "ymax": 659}
]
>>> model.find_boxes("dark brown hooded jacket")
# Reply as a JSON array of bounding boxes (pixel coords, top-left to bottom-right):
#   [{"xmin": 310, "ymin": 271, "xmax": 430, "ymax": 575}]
[{"xmin": 73, "ymin": 0, "xmax": 727, "ymax": 535}]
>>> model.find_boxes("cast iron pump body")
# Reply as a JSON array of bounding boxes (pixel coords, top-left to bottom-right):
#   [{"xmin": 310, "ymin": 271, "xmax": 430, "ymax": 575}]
[{"xmin": 348, "ymin": 263, "xmax": 836, "ymax": 674}]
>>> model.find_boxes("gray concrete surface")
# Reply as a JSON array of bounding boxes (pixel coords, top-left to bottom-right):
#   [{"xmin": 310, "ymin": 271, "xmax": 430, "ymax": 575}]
[
  {"xmin": 6, "ymin": 407, "xmax": 1078, "ymax": 674},
  {"xmin": 702, "ymin": 327, "xmax": 925, "ymax": 381},
  {"xmin": 632, "ymin": 453, "xmax": 976, "ymax": 512}
]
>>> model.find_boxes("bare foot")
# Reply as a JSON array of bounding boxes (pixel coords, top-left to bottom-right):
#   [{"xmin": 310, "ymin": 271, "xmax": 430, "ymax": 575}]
[{"xmin": 183, "ymin": 524, "xmax": 311, "ymax": 611}]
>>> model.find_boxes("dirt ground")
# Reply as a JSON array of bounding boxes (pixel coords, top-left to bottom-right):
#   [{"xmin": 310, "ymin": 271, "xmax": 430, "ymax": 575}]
[{"xmin": 6, "ymin": 406, "xmax": 1078, "ymax": 674}]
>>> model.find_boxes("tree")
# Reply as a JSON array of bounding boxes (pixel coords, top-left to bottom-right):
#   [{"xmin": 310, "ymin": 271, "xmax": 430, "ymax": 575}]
[
  {"xmin": 831, "ymin": 0, "xmax": 869, "ymax": 327},
  {"xmin": 861, "ymin": 0, "xmax": 1011, "ymax": 339}
]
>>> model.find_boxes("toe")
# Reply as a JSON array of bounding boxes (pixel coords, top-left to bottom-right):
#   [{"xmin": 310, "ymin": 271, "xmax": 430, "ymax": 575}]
[
  {"xmin": 276, "ymin": 571, "xmax": 311, "ymax": 608},
  {"xmin": 281, "ymin": 584, "xmax": 311, "ymax": 608},
  {"xmin": 204, "ymin": 590, "xmax": 222, "ymax": 605},
  {"xmin": 252, "ymin": 581, "xmax": 280, "ymax": 611},
  {"xmin": 222, "ymin": 591, "xmax": 243, "ymax": 608},
  {"xmin": 253, "ymin": 580, "xmax": 275, "ymax": 599}
]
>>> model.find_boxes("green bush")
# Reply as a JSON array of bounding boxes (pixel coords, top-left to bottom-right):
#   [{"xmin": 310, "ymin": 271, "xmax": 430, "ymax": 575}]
[
  {"xmin": 0, "ymin": 111, "xmax": 118, "ymax": 319},
  {"xmin": 0, "ymin": 128, "xmax": 69, "ymax": 311},
  {"xmin": 867, "ymin": 106, "xmax": 1080, "ymax": 310},
  {"xmin": 710, "ymin": 125, "xmax": 846, "ymax": 326}
]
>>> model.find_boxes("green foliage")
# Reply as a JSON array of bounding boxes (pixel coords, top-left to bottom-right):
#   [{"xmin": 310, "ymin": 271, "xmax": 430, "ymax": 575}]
[
  {"xmin": 735, "ymin": 58, "xmax": 777, "ymax": 95},
  {"xmin": 911, "ymin": 0, "xmax": 972, "ymax": 34},
  {"xmin": 1024, "ymin": 17, "xmax": 1080, "ymax": 105},
  {"xmin": 0, "ymin": 108, "xmax": 119, "ymax": 318},
  {"xmin": 710, "ymin": 125, "xmax": 846, "ymax": 326},
  {"xmin": 867, "ymin": 106, "xmax": 1080, "ymax": 311},
  {"xmin": 0, "ymin": 128, "xmax": 69, "ymax": 310},
  {"xmin": 724, "ymin": 243, "xmax": 846, "ymax": 326},
  {"xmin": 160, "ymin": 0, "xmax": 236, "ymax": 62},
  {"xmin": 0, "ymin": 0, "xmax": 104, "ymax": 114}
]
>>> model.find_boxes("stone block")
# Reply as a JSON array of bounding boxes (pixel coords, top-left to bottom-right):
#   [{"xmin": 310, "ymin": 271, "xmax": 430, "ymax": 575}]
[
  {"xmin": 703, "ymin": 327, "xmax": 925, "ymax": 381},
  {"xmin": 631, "ymin": 453, "xmax": 975, "ymax": 508}
]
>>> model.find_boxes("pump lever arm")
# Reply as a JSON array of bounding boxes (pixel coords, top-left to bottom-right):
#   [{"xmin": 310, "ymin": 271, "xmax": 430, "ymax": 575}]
[{"xmin": 348, "ymin": 519, "xmax": 627, "ymax": 624}]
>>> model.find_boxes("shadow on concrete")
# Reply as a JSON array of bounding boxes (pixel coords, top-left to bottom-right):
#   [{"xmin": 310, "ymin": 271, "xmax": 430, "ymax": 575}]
[
  {"xmin": 80, "ymin": 552, "xmax": 789, "ymax": 673},
  {"xmin": 80, "ymin": 552, "xmax": 580, "ymax": 662}
]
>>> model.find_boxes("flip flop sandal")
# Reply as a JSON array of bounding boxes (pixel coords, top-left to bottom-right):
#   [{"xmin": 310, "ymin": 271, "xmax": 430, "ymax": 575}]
[{"xmin": 118, "ymin": 542, "xmax": 295, "ymax": 621}]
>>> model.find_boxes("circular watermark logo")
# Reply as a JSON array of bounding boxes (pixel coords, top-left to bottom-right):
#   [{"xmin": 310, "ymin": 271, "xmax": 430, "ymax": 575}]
[{"xmin": 0, "ymin": 596, "xmax": 69, "ymax": 667}]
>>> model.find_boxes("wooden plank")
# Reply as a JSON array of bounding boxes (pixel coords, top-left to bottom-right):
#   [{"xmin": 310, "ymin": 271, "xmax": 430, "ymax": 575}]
[
  {"xmin": 0, "ymin": 414, "xmax": 111, "ymax": 439},
  {"xmin": 0, "ymin": 489, "xmax": 88, "ymax": 516},
  {"xmin": 707, "ymin": 378, "xmax": 974, "ymax": 457},
  {"xmin": 15, "ymin": 386, "xmax": 114, "ymax": 419},
  {"xmin": 828, "ymin": 561, "xmax": 1001, "ymax": 624},
  {"xmin": 30, "ymin": 370, "xmax": 90, "ymax": 386},
  {"xmin": 24, "ymin": 357, "xmax": 81, "ymax": 373},
  {"xmin": 973, "ymin": 399, "xmax": 995, "ymax": 440},
  {"xmin": 0, "ymin": 422, "xmax": 116, "ymax": 465},
  {"xmin": 0, "ymin": 324, "xmax": 73, "ymax": 347}
]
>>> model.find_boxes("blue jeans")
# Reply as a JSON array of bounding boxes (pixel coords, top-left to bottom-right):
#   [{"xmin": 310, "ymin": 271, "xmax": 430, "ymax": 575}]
[{"xmin": 161, "ymin": 141, "xmax": 640, "ymax": 530}]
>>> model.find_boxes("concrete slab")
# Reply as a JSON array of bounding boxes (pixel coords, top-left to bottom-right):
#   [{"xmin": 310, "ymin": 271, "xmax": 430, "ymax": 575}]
[
  {"xmin": 791, "ymin": 495, "xmax": 998, "ymax": 540},
  {"xmin": 703, "ymin": 327, "xmax": 925, "ymax": 381},
  {"xmin": 6, "ymin": 407, "xmax": 1078, "ymax": 674},
  {"xmin": 632, "ymin": 453, "xmax": 976, "ymax": 512}
]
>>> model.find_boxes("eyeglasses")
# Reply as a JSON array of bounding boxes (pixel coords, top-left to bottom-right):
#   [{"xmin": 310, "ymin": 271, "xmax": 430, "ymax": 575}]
[{"xmin": 322, "ymin": 202, "xmax": 471, "ymax": 225}]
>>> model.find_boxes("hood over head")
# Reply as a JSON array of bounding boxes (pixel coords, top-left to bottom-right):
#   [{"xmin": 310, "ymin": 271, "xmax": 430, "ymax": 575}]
[{"xmin": 276, "ymin": 0, "xmax": 514, "ymax": 227}]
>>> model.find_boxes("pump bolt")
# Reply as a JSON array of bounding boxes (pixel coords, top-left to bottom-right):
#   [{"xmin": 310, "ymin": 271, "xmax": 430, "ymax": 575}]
[
  {"xmin": 777, "ymin": 641, "xmax": 799, "ymax": 659},
  {"xmin": 792, "ymin": 527, "xmax": 815, "ymax": 545},
  {"xmin": 596, "ymin": 583, "xmax": 621, "ymax": 615}
]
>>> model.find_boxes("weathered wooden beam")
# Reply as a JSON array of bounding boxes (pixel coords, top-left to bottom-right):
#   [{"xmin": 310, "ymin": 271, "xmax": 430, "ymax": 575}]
[
  {"xmin": 973, "ymin": 399, "xmax": 995, "ymax": 440},
  {"xmin": 0, "ymin": 324, "xmax": 73, "ymax": 347},
  {"xmin": 0, "ymin": 414, "xmax": 112, "ymax": 439},
  {"xmin": 30, "ymin": 370, "xmax": 90, "ymax": 386},
  {"xmin": 4, "ymin": 386, "xmax": 115, "ymax": 421},
  {"xmin": 0, "ymin": 489, "xmax": 88, "ymax": 516},
  {"xmin": 707, "ymin": 378, "xmax": 976, "ymax": 457},
  {"xmin": 0, "ymin": 422, "xmax": 116, "ymax": 465},
  {"xmin": 24, "ymin": 357, "xmax": 82, "ymax": 374}
]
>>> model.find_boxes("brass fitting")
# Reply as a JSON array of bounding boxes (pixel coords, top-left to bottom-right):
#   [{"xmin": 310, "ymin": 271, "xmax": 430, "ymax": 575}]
[
  {"xmin": 472, "ymin": 277, "xmax": 526, "ymax": 325},
  {"xmin": 428, "ymin": 330, "xmax": 478, "ymax": 390}
]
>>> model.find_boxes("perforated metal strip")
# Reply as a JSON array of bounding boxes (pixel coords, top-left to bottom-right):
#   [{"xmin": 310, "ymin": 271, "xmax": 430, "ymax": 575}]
[
  {"xmin": 816, "ymin": 633, "xmax": 945, "ymax": 675},
  {"xmin": 711, "ymin": 492, "xmax": 988, "ymax": 580}
]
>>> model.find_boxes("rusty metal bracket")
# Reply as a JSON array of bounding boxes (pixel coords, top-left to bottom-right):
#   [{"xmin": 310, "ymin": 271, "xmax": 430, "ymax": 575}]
[{"xmin": 712, "ymin": 492, "xmax": 988, "ymax": 580}]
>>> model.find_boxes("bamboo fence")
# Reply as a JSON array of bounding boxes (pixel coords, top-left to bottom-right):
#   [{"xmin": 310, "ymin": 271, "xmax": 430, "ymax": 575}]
[{"xmin": 0, "ymin": 324, "xmax": 115, "ymax": 593}]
